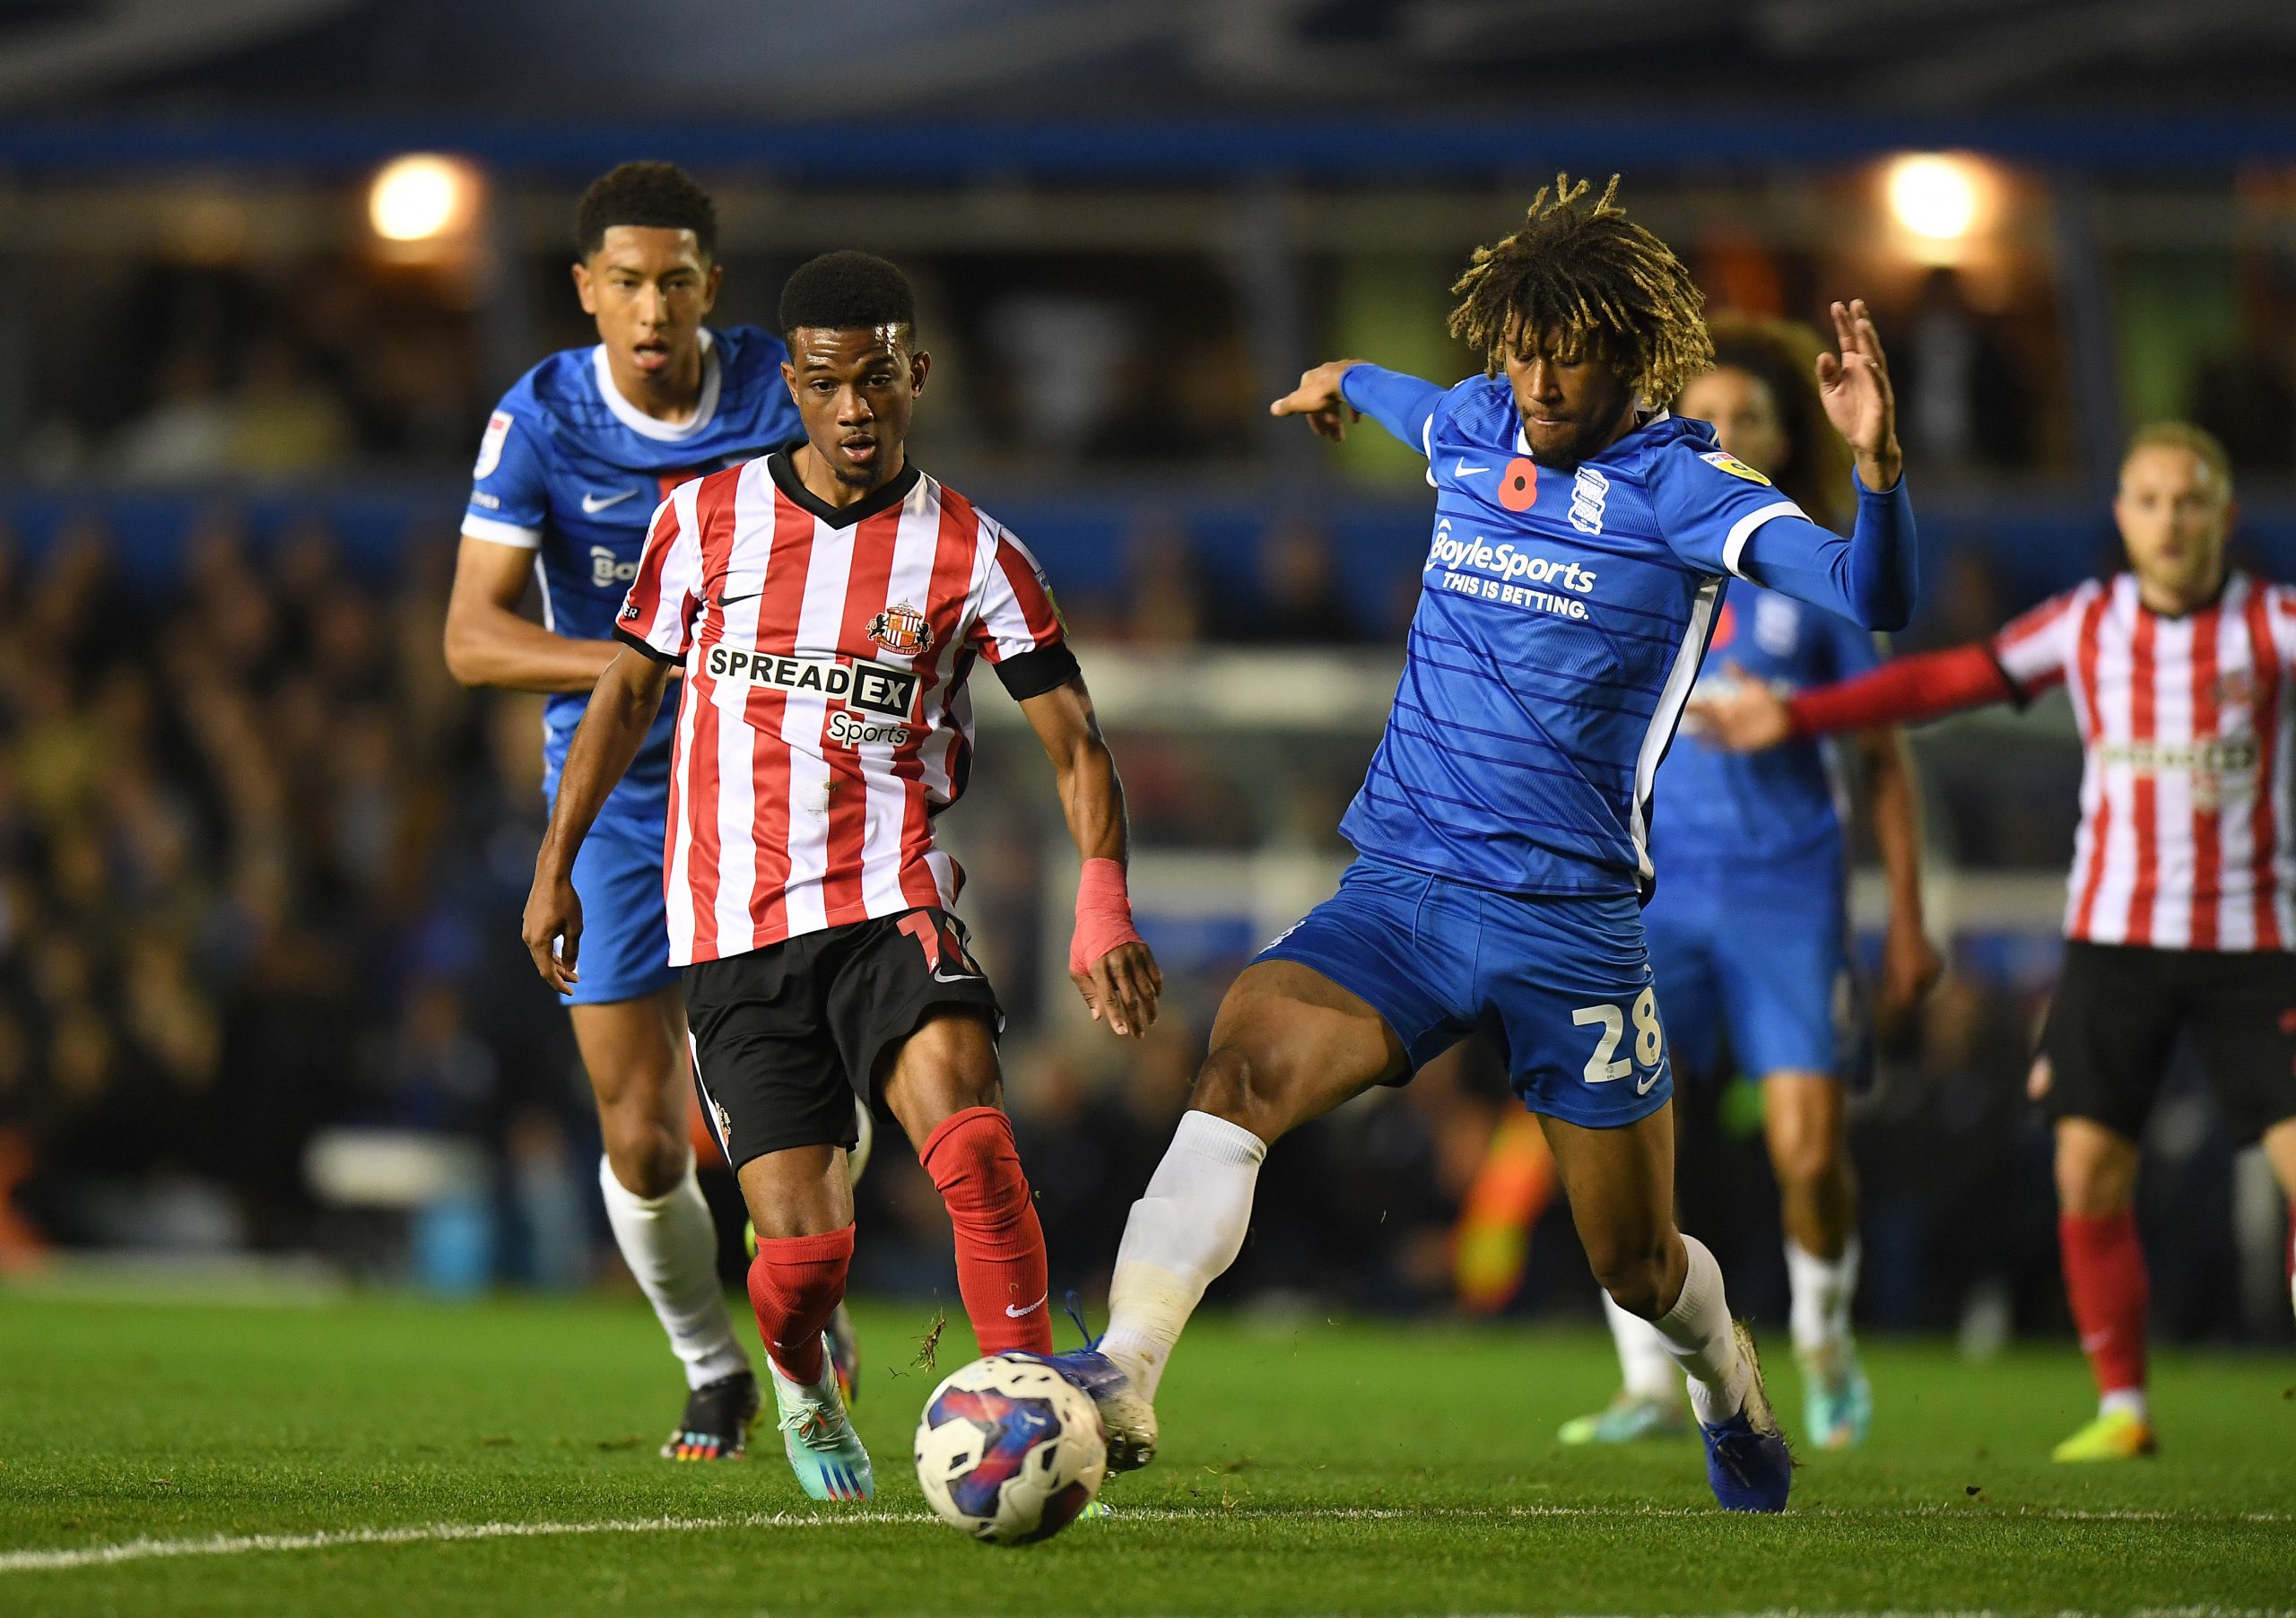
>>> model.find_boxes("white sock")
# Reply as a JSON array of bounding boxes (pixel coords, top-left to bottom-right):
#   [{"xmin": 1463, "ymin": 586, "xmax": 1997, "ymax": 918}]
[
  {"xmin": 1604, "ymin": 1291, "xmax": 1681, "ymax": 1404},
  {"xmin": 1100, "ymin": 1110, "xmax": 1267, "ymax": 1402},
  {"xmin": 1785, "ymin": 1236, "xmax": 1860, "ymax": 1358},
  {"xmin": 2100, "ymin": 1387, "xmax": 2150, "ymax": 1423},
  {"xmin": 596, "ymin": 1153, "xmax": 748, "ymax": 1389},
  {"xmin": 1649, "ymin": 1234, "xmax": 1751, "ymax": 1427}
]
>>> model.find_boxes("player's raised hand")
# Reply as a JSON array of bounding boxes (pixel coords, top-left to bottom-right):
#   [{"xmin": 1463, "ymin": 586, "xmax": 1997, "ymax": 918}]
[
  {"xmin": 1815, "ymin": 300, "xmax": 1903, "ymax": 491},
  {"xmin": 523, "ymin": 870, "xmax": 584, "ymax": 996},
  {"xmin": 1074, "ymin": 940, "xmax": 1164, "ymax": 1040},
  {"xmin": 1270, "ymin": 360, "xmax": 1367, "ymax": 442},
  {"xmin": 1683, "ymin": 662, "xmax": 1794, "ymax": 752}
]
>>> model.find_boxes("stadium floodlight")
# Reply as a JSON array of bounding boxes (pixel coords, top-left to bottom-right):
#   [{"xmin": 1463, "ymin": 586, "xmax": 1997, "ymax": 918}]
[
  {"xmin": 1885, "ymin": 152, "xmax": 1984, "ymax": 241},
  {"xmin": 369, "ymin": 153, "xmax": 480, "ymax": 244}
]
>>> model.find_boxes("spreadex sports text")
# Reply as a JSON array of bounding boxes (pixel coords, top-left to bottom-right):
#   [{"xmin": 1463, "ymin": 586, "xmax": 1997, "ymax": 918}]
[{"xmin": 701, "ymin": 646, "xmax": 917, "ymax": 713}]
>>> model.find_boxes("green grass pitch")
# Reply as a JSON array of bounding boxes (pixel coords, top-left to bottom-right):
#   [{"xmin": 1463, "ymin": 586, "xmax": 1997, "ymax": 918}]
[{"xmin": 2, "ymin": 1290, "xmax": 2291, "ymax": 1615}]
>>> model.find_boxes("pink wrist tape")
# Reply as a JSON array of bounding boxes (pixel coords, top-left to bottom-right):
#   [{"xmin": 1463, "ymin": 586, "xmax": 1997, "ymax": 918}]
[{"xmin": 1069, "ymin": 857, "xmax": 1144, "ymax": 976}]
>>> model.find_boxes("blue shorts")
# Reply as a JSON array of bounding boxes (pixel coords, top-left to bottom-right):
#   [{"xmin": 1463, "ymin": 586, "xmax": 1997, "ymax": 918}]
[
  {"xmin": 1257, "ymin": 855, "xmax": 1672, "ymax": 1129},
  {"xmin": 1640, "ymin": 860, "xmax": 1855, "ymax": 1082},
  {"xmin": 562, "ymin": 808, "xmax": 677, "ymax": 1007}
]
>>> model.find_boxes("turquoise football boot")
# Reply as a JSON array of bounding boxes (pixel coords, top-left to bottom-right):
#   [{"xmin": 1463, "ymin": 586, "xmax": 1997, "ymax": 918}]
[
  {"xmin": 1799, "ymin": 1339, "xmax": 1873, "ymax": 1450},
  {"xmin": 768, "ymin": 1336, "xmax": 874, "ymax": 1502},
  {"xmin": 1557, "ymin": 1391, "xmax": 1690, "ymax": 1446}
]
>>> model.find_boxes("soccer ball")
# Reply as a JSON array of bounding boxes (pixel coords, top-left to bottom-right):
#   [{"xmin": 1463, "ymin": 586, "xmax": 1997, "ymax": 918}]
[{"xmin": 913, "ymin": 1353, "xmax": 1107, "ymax": 1544}]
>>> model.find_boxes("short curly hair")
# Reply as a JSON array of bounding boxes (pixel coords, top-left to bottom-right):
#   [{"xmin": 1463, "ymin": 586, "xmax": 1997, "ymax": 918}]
[
  {"xmin": 778, "ymin": 250, "xmax": 916, "ymax": 338},
  {"xmin": 1448, "ymin": 174, "xmax": 1712, "ymax": 407},
  {"xmin": 574, "ymin": 161, "xmax": 717, "ymax": 260}
]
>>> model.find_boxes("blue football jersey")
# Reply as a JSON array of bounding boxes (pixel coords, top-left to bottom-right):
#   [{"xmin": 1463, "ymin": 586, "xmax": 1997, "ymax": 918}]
[
  {"xmin": 461, "ymin": 326, "xmax": 801, "ymax": 822},
  {"xmin": 1654, "ymin": 585, "xmax": 1883, "ymax": 873},
  {"xmin": 1337, "ymin": 370, "xmax": 1822, "ymax": 900}
]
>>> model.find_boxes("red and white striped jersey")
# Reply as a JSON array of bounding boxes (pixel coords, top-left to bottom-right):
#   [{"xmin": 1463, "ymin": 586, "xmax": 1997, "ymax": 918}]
[
  {"xmin": 1991, "ymin": 570, "xmax": 2296, "ymax": 952},
  {"xmin": 615, "ymin": 453, "xmax": 1070, "ymax": 966}
]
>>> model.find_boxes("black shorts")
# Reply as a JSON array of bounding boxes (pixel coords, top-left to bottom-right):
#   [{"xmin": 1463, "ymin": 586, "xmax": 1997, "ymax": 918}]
[
  {"xmin": 682, "ymin": 909, "xmax": 1003, "ymax": 1170},
  {"xmin": 2039, "ymin": 940, "xmax": 2296, "ymax": 1144}
]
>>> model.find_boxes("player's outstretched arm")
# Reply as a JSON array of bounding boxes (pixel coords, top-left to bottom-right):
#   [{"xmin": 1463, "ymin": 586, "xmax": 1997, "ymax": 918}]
[
  {"xmin": 522, "ymin": 646, "xmax": 675, "ymax": 993},
  {"xmin": 1734, "ymin": 301, "xmax": 1918, "ymax": 631},
  {"xmin": 444, "ymin": 536, "xmax": 623, "ymax": 693},
  {"xmin": 1272, "ymin": 360, "xmax": 1443, "ymax": 450},
  {"xmin": 1017, "ymin": 674, "xmax": 1163, "ymax": 1040},
  {"xmin": 1688, "ymin": 645, "xmax": 2018, "ymax": 752}
]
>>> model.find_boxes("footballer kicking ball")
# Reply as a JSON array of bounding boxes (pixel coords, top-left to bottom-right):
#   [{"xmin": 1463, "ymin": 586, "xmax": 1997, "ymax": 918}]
[{"xmin": 914, "ymin": 1354, "xmax": 1108, "ymax": 1544}]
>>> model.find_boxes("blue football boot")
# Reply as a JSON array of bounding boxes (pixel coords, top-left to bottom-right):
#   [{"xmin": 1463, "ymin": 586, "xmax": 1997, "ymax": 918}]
[
  {"xmin": 1027, "ymin": 1348, "xmax": 1159, "ymax": 1473},
  {"xmin": 1699, "ymin": 1321, "xmax": 1794, "ymax": 1513}
]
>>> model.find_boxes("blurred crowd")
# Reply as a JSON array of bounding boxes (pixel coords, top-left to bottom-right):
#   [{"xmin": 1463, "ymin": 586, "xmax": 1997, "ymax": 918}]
[
  {"xmin": 14, "ymin": 240, "xmax": 2296, "ymax": 488},
  {"xmin": 0, "ymin": 498, "xmax": 2282, "ymax": 1354}
]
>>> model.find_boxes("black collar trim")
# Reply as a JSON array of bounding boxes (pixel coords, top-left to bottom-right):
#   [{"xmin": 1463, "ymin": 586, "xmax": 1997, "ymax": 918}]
[{"xmin": 767, "ymin": 446, "xmax": 922, "ymax": 529}]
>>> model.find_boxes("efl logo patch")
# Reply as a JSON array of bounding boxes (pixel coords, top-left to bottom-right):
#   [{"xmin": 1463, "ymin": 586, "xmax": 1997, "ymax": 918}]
[
  {"xmin": 473, "ymin": 410, "xmax": 513, "ymax": 480},
  {"xmin": 867, "ymin": 602, "xmax": 932, "ymax": 657},
  {"xmin": 1699, "ymin": 449, "xmax": 1771, "ymax": 485}
]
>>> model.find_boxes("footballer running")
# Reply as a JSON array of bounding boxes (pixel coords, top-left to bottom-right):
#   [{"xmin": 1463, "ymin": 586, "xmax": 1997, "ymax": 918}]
[
  {"xmin": 1693, "ymin": 420, "xmax": 2296, "ymax": 1464},
  {"xmin": 445, "ymin": 163, "xmax": 848, "ymax": 1462},
  {"xmin": 1048, "ymin": 176, "xmax": 1921, "ymax": 1514},
  {"xmin": 522, "ymin": 250, "xmax": 1163, "ymax": 1501}
]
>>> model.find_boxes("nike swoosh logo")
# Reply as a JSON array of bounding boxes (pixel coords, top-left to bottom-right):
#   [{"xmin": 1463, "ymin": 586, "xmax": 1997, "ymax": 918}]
[
  {"xmin": 1637, "ymin": 1070, "xmax": 1661, "ymax": 1096},
  {"xmin": 1454, "ymin": 459, "xmax": 1490, "ymax": 476},
  {"xmin": 716, "ymin": 592, "xmax": 761, "ymax": 609},
  {"xmin": 581, "ymin": 488, "xmax": 639, "ymax": 514},
  {"xmin": 1004, "ymin": 1294, "xmax": 1048, "ymax": 1318}
]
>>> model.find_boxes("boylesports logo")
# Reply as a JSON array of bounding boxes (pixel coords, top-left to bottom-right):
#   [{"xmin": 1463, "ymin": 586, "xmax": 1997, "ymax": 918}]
[
  {"xmin": 1427, "ymin": 517, "xmax": 1598, "ymax": 619},
  {"xmin": 1428, "ymin": 522, "xmax": 1597, "ymax": 592},
  {"xmin": 590, "ymin": 546, "xmax": 639, "ymax": 590},
  {"xmin": 866, "ymin": 602, "xmax": 932, "ymax": 657},
  {"xmin": 702, "ymin": 646, "xmax": 918, "ymax": 719}
]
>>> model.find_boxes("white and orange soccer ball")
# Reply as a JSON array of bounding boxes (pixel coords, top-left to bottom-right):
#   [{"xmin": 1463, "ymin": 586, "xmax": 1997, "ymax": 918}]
[{"xmin": 913, "ymin": 1354, "xmax": 1107, "ymax": 1545}]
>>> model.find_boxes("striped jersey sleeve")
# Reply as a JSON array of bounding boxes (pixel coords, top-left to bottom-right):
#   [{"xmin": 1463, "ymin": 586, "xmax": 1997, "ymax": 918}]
[
  {"xmin": 968, "ymin": 526, "xmax": 1066, "ymax": 664},
  {"xmin": 615, "ymin": 483, "xmax": 706, "ymax": 663},
  {"xmin": 2264, "ymin": 582, "xmax": 2296, "ymax": 667},
  {"xmin": 1989, "ymin": 585, "xmax": 2088, "ymax": 697}
]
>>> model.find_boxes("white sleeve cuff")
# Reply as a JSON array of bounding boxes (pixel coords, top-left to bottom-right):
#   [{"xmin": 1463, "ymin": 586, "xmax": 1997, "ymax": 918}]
[
  {"xmin": 1721, "ymin": 500, "xmax": 1805, "ymax": 581},
  {"xmin": 460, "ymin": 514, "xmax": 544, "ymax": 549}
]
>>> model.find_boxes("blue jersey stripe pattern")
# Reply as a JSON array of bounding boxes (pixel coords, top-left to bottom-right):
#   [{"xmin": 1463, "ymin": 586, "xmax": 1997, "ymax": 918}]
[
  {"xmin": 1335, "ymin": 370, "xmax": 1813, "ymax": 900},
  {"xmin": 462, "ymin": 327, "xmax": 802, "ymax": 822},
  {"xmin": 1654, "ymin": 584, "xmax": 1883, "ymax": 875}
]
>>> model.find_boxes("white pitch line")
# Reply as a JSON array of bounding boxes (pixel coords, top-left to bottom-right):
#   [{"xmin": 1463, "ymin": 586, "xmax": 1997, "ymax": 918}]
[
  {"xmin": 4, "ymin": 1502, "xmax": 2290, "ymax": 1576},
  {"xmin": 0, "ymin": 1512, "xmax": 920, "ymax": 1573}
]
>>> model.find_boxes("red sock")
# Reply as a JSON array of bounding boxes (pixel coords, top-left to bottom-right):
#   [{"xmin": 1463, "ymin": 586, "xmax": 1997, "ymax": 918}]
[
  {"xmin": 746, "ymin": 1224, "xmax": 855, "ymax": 1384},
  {"xmin": 2059, "ymin": 1211, "xmax": 2148, "ymax": 1398},
  {"xmin": 921, "ymin": 1106, "xmax": 1053, "ymax": 1355}
]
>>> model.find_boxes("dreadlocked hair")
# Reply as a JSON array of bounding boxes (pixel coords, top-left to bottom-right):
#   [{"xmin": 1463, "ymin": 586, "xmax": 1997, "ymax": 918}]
[{"xmin": 1448, "ymin": 174, "xmax": 1712, "ymax": 406}]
